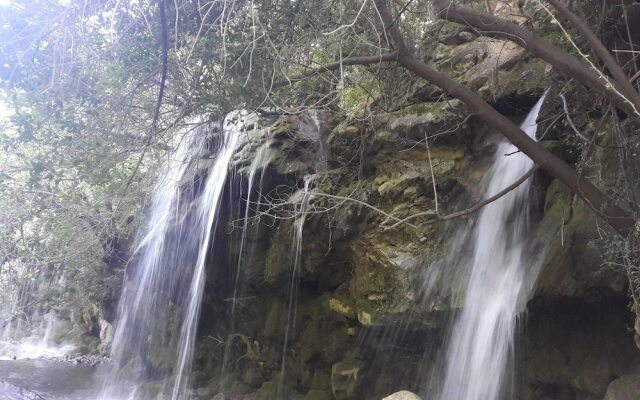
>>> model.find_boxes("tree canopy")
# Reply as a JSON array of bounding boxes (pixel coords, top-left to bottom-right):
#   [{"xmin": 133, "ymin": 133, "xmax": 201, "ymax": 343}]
[{"xmin": 1, "ymin": 0, "xmax": 639, "ymax": 316}]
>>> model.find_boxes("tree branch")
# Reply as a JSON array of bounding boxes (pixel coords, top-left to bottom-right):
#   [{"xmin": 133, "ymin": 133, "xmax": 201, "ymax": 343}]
[
  {"xmin": 114, "ymin": 0, "xmax": 170, "ymax": 213},
  {"xmin": 432, "ymin": 0, "xmax": 638, "ymax": 117},
  {"xmin": 375, "ymin": 0, "xmax": 636, "ymax": 236},
  {"xmin": 308, "ymin": 191, "xmax": 417, "ymax": 228},
  {"xmin": 384, "ymin": 166, "xmax": 538, "ymax": 230},
  {"xmin": 546, "ymin": 0, "xmax": 640, "ymax": 112}
]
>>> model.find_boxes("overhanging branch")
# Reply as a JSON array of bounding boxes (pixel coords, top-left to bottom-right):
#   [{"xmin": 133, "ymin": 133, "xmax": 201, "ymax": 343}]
[
  {"xmin": 545, "ymin": 0, "xmax": 640, "ymax": 112},
  {"xmin": 375, "ymin": 0, "xmax": 636, "ymax": 236},
  {"xmin": 432, "ymin": 0, "xmax": 638, "ymax": 117}
]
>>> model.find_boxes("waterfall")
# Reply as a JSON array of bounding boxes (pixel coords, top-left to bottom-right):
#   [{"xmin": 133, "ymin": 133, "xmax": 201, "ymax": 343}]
[
  {"xmin": 102, "ymin": 114, "xmax": 240, "ymax": 399},
  {"xmin": 436, "ymin": 94, "xmax": 547, "ymax": 400},
  {"xmin": 0, "ymin": 265, "xmax": 75, "ymax": 360}
]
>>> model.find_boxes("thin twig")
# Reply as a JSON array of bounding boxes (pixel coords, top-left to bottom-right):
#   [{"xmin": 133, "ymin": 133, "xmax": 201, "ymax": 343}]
[
  {"xmin": 559, "ymin": 94, "xmax": 590, "ymax": 141},
  {"xmin": 384, "ymin": 166, "xmax": 539, "ymax": 230},
  {"xmin": 307, "ymin": 191, "xmax": 416, "ymax": 227}
]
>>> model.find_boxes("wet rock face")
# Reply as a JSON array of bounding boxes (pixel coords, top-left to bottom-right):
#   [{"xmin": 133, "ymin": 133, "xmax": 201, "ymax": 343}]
[
  {"xmin": 196, "ymin": 105, "xmax": 473, "ymax": 398},
  {"xmin": 523, "ymin": 297, "xmax": 640, "ymax": 398},
  {"xmin": 0, "ymin": 381, "xmax": 46, "ymax": 400},
  {"xmin": 532, "ymin": 180, "xmax": 627, "ymax": 298},
  {"xmin": 195, "ymin": 101, "xmax": 640, "ymax": 399}
]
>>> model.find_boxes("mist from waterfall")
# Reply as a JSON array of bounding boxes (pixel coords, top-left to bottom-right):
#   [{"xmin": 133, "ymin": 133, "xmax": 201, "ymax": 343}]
[
  {"xmin": 0, "ymin": 266, "xmax": 76, "ymax": 360},
  {"xmin": 100, "ymin": 115, "xmax": 240, "ymax": 400},
  {"xmin": 436, "ymin": 94, "xmax": 547, "ymax": 400}
]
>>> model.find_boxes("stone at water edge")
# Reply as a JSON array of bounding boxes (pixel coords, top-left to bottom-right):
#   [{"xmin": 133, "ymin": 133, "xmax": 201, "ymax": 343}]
[
  {"xmin": 382, "ymin": 390, "xmax": 422, "ymax": 400},
  {"xmin": 603, "ymin": 374, "xmax": 640, "ymax": 400}
]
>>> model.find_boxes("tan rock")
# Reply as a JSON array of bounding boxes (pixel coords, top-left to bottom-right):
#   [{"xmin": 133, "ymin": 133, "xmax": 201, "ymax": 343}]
[
  {"xmin": 382, "ymin": 390, "xmax": 422, "ymax": 400},
  {"xmin": 604, "ymin": 375, "xmax": 640, "ymax": 400}
]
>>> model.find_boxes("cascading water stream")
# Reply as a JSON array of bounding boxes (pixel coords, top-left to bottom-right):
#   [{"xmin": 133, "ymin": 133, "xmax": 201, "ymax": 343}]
[
  {"xmin": 101, "ymin": 115, "xmax": 241, "ymax": 400},
  {"xmin": 223, "ymin": 135, "xmax": 272, "ymax": 372},
  {"xmin": 171, "ymin": 119, "xmax": 240, "ymax": 400},
  {"xmin": 436, "ymin": 93, "xmax": 547, "ymax": 400},
  {"xmin": 0, "ymin": 267, "xmax": 75, "ymax": 360},
  {"xmin": 278, "ymin": 174, "xmax": 316, "ymax": 397}
]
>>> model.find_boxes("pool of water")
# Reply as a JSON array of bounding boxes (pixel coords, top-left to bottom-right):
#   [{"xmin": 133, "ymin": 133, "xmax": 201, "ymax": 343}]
[{"xmin": 0, "ymin": 359, "xmax": 108, "ymax": 399}]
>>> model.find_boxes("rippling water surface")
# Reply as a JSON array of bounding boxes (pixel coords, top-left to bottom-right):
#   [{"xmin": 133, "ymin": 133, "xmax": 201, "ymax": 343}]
[{"xmin": 0, "ymin": 359, "xmax": 107, "ymax": 400}]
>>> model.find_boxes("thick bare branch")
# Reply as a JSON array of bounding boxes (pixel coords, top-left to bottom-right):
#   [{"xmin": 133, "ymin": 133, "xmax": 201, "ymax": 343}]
[
  {"xmin": 375, "ymin": 0, "xmax": 636, "ymax": 236},
  {"xmin": 545, "ymin": 0, "xmax": 640, "ymax": 112},
  {"xmin": 432, "ymin": 0, "xmax": 638, "ymax": 116}
]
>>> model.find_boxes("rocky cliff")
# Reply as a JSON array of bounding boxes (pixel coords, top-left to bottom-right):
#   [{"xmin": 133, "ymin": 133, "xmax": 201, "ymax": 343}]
[{"xmin": 189, "ymin": 4, "xmax": 640, "ymax": 400}]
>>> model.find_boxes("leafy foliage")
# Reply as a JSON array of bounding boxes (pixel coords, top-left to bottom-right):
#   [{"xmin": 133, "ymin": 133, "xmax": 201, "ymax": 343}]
[{"xmin": 0, "ymin": 0, "xmax": 639, "ymax": 332}]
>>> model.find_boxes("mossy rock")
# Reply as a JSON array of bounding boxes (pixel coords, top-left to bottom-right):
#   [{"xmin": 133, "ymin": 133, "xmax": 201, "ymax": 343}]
[
  {"xmin": 308, "ymin": 370, "xmax": 332, "ymax": 391},
  {"xmin": 296, "ymin": 296, "xmax": 351, "ymax": 365},
  {"xmin": 217, "ymin": 373, "xmax": 254, "ymax": 396},
  {"xmin": 264, "ymin": 224, "xmax": 293, "ymax": 284},
  {"xmin": 264, "ymin": 301, "xmax": 287, "ymax": 339},
  {"xmin": 331, "ymin": 358, "xmax": 364, "ymax": 399},
  {"xmin": 255, "ymin": 373, "xmax": 296, "ymax": 400},
  {"xmin": 347, "ymin": 236, "xmax": 421, "ymax": 325},
  {"xmin": 270, "ymin": 118, "xmax": 296, "ymax": 138},
  {"xmin": 533, "ymin": 180, "xmax": 625, "ymax": 298},
  {"xmin": 242, "ymin": 367, "xmax": 266, "ymax": 387},
  {"xmin": 328, "ymin": 287, "xmax": 357, "ymax": 320}
]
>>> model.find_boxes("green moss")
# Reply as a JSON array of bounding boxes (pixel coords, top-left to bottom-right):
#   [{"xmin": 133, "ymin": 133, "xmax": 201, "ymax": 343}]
[
  {"xmin": 585, "ymin": 130, "xmax": 621, "ymax": 187},
  {"xmin": 264, "ymin": 301, "xmax": 286, "ymax": 339},
  {"xmin": 217, "ymin": 373, "xmax": 253, "ymax": 395},
  {"xmin": 264, "ymin": 224, "xmax": 293, "ymax": 283},
  {"xmin": 309, "ymin": 370, "xmax": 332, "ymax": 390},
  {"xmin": 255, "ymin": 380, "xmax": 277, "ymax": 400},
  {"xmin": 391, "ymin": 101, "xmax": 450, "ymax": 118},
  {"xmin": 540, "ymin": 140, "xmax": 563, "ymax": 156},
  {"xmin": 301, "ymin": 389, "xmax": 334, "ymax": 400},
  {"xmin": 297, "ymin": 297, "xmax": 350, "ymax": 365},
  {"xmin": 242, "ymin": 367, "xmax": 265, "ymax": 387},
  {"xmin": 270, "ymin": 118, "xmax": 295, "ymax": 138},
  {"xmin": 255, "ymin": 373, "xmax": 295, "ymax": 400},
  {"xmin": 544, "ymin": 179, "xmax": 571, "ymax": 217}
]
